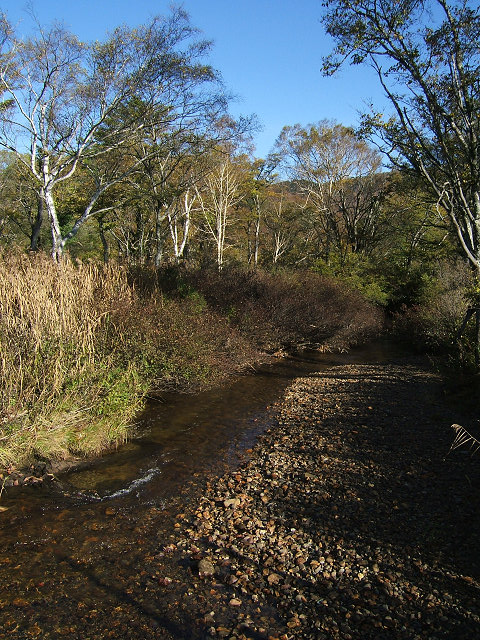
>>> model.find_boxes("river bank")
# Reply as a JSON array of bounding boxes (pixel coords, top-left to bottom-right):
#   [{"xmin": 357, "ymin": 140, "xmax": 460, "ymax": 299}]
[
  {"xmin": 0, "ymin": 256, "xmax": 381, "ymax": 474},
  {"xmin": 171, "ymin": 355, "xmax": 480, "ymax": 639},
  {"xmin": 1, "ymin": 352, "xmax": 479, "ymax": 639}
]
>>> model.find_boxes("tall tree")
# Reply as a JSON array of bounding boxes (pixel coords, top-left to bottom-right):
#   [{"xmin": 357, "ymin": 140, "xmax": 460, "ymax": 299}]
[
  {"xmin": 195, "ymin": 150, "xmax": 248, "ymax": 270},
  {"xmin": 322, "ymin": 0, "xmax": 480, "ymax": 274},
  {"xmin": 263, "ymin": 187, "xmax": 305, "ymax": 266},
  {"xmin": 0, "ymin": 152, "xmax": 44, "ymax": 250},
  {"xmin": 241, "ymin": 158, "xmax": 277, "ymax": 267},
  {"xmin": 274, "ymin": 121, "xmax": 386, "ymax": 263},
  {"xmin": 0, "ymin": 9, "xmax": 226, "ymax": 260},
  {"xmin": 95, "ymin": 97, "xmax": 255, "ymax": 267}
]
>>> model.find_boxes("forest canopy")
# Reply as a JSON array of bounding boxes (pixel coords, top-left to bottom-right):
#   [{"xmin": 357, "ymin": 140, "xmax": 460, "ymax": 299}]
[{"xmin": 0, "ymin": 1, "xmax": 475, "ymax": 309}]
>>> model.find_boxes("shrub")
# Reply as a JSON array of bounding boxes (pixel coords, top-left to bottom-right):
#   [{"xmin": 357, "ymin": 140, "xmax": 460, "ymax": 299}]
[
  {"xmin": 312, "ymin": 254, "xmax": 390, "ymax": 306},
  {"xmin": 180, "ymin": 266, "xmax": 383, "ymax": 352},
  {"xmin": 391, "ymin": 260, "xmax": 475, "ymax": 366}
]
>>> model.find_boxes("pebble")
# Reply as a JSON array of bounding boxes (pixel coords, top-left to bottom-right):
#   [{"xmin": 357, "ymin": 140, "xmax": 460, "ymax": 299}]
[
  {"xmin": 198, "ymin": 558, "xmax": 216, "ymax": 576},
  {"xmin": 175, "ymin": 361, "xmax": 480, "ymax": 638},
  {"xmin": 229, "ymin": 599, "xmax": 242, "ymax": 607}
]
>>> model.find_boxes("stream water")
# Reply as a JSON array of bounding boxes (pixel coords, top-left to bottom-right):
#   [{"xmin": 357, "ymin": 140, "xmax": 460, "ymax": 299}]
[{"xmin": 0, "ymin": 340, "xmax": 404, "ymax": 638}]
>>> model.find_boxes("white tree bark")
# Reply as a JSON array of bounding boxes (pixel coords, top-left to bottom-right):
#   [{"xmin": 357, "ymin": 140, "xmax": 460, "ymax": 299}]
[
  {"xmin": 195, "ymin": 157, "xmax": 244, "ymax": 270},
  {"xmin": 0, "ymin": 11, "xmax": 225, "ymax": 260}
]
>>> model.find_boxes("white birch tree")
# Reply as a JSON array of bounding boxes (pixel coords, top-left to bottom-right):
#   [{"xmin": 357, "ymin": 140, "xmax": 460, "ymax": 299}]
[
  {"xmin": 195, "ymin": 153, "xmax": 246, "ymax": 270},
  {"xmin": 168, "ymin": 188, "xmax": 196, "ymax": 262},
  {"xmin": 0, "ymin": 9, "xmax": 224, "ymax": 260}
]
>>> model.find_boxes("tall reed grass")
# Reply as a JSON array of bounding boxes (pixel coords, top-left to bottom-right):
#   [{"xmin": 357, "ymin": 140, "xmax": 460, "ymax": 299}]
[
  {"xmin": 0, "ymin": 254, "xmax": 144, "ymax": 468},
  {"xmin": 0, "ymin": 254, "xmax": 257, "ymax": 470}
]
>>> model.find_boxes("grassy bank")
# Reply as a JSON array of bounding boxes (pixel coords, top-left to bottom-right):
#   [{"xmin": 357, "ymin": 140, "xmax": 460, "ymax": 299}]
[{"xmin": 0, "ymin": 254, "xmax": 382, "ymax": 471}]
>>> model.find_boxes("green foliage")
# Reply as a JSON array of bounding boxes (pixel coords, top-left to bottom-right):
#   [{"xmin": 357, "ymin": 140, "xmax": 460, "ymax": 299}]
[
  {"xmin": 0, "ymin": 8, "xmax": 231, "ymax": 261},
  {"xmin": 391, "ymin": 260, "xmax": 477, "ymax": 368},
  {"xmin": 312, "ymin": 253, "xmax": 389, "ymax": 306},
  {"xmin": 323, "ymin": 0, "xmax": 480, "ymax": 273},
  {"xmin": 465, "ymin": 279, "xmax": 480, "ymax": 307}
]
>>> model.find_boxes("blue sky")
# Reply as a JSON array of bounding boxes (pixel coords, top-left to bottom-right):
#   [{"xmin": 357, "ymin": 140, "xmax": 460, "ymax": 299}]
[{"xmin": 2, "ymin": 0, "xmax": 387, "ymax": 158}]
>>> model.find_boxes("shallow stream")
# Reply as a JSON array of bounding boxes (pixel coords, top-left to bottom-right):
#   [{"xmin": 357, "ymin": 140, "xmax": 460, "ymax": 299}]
[{"xmin": 0, "ymin": 340, "xmax": 404, "ymax": 637}]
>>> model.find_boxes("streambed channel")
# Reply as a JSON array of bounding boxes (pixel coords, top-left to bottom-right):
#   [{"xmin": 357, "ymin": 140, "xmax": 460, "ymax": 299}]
[{"xmin": 0, "ymin": 340, "xmax": 405, "ymax": 638}]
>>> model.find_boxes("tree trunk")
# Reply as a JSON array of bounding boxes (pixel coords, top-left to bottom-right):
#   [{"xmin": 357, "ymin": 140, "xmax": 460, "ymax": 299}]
[
  {"xmin": 97, "ymin": 215, "xmax": 110, "ymax": 264},
  {"xmin": 30, "ymin": 196, "xmax": 44, "ymax": 252},
  {"xmin": 247, "ymin": 220, "xmax": 253, "ymax": 265},
  {"xmin": 216, "ymin": 207, "xmax": 226, "ymax": 272},
  {"xmin": 154, "ymin": 205, "xmax": 165, "ymax": 268},
  {"xmin": 133, "ymin": 209, "xmax": 145, "ymax": 264},
  {"xmin": 44, "ymin": 187, "xmax": 65, "ymax": 261},
  {"xmin": 253, "ymin": 214, "xmax": 260, "ymax": 268}
]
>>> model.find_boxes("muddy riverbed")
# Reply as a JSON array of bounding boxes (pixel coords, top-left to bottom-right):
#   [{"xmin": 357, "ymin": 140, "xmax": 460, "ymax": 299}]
[{"xmin": 0, "ymin": 343, "xmax": 479, "ymax": 639}]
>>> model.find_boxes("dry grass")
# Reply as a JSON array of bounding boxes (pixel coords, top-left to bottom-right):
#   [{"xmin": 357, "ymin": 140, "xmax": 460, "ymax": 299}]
[
  {"xmin": 0, "ymin": 255, "xmax": 258, "ymax": 470},
  {"xmin": 0, "ymin": 253, "xmax": 140, "ymax": 468}
]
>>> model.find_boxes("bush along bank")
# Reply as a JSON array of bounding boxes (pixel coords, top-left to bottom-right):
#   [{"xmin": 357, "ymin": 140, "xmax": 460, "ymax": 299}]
[
  {"xmin": 0, "ymin": 255, "xmax": 383, "ymax": 475},
  {"xmin": 153, "ymin": 266, "xmax": 383, "ymax": 353},
  {"xmin": 389, "ymin": 260, "xmax": 480, "ymax": 373}
]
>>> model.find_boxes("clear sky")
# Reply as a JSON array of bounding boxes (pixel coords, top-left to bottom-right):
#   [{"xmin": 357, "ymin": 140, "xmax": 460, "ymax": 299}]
[{"xmin": 2, "ymin": 0, "xmax": 387, "ymax": 159}]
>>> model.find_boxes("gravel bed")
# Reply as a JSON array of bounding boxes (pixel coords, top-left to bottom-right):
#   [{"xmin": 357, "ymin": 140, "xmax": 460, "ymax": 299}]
[{"xmin": 174, "ymin": 360, "xmax": 480, "ymax": 639}]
